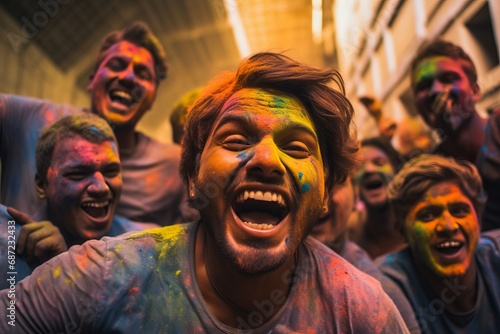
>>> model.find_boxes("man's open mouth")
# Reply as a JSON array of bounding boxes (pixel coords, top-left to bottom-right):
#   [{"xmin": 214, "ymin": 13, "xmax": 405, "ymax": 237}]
[
  {"xmin": 109, "ymin": 89, "xmax": 137, "ymax": 109},
  {"xmin": 81, "ymin": 200, "xmax": 111, "ymax": 220},
  {"xmin": 434, "ymin": 240, "xmax": 464, "ymax": 255},
  {"xmin": 233, "ymin": 190, "xmax": 289, "ymax": 231},
  {"xmin": 362, "ymin": 175, "xmax": 385, "ymax": 191}
]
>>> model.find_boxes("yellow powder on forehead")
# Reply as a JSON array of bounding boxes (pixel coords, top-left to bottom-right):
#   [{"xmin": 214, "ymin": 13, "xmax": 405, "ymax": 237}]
[{"xmin": 222, "ymin": 88, "xmax": 307, "ymax": 113}]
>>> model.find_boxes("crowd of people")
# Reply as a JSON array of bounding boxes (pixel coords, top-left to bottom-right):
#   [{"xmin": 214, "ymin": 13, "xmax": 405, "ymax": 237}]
[{"xmin": 0, "ymin": 21, "xmax": 499, "ymax": 333}]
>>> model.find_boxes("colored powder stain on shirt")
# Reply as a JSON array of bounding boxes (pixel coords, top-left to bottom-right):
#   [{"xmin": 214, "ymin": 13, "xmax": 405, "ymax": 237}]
[
  {"xmin": 53, "ymin": 266, "xmax": 62, "ymax": 279},
  {"xmin": 298, "ymin": 172, "xmax": 304, "ymax": 180},
  {"xmin": 129, "ymin": 286, "xmax": 140, "ymax": 295},
  {"xmin": 176, "ymin": 270, "xmax": 181, "ymax": 276},
  {"xmin": 130, "ymin": 225, "xmax": 186, "ymax": 261},
  {"xmin": 301, "ymin": 183, "xmax": 311, "ymax": 192}
]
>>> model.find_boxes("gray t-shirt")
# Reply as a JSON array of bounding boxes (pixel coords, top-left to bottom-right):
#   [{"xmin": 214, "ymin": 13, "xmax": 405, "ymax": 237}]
[{"xmin": 0, "ymin": 222, "xmax": 410, "ymax": 333}]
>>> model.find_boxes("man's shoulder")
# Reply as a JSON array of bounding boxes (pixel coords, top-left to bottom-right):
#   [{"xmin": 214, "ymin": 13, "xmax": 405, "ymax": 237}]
[
  {"xmin": 476, "ymin": 230, "xmax": 500, "ymax": 262},
  {"xmin": 378, "ymin": 247, "xmax": 413, "ymax": 279},
  {"xmin": 479, "ymin": 229, "xmax": 500, "ymax": 246},
  {"xmin": 103, "ymin": 223, "xmax": 192, "ymax": 246},
  {"xmin": 303, "ymin": 237, "xmax": 383, "ymax": 290}
]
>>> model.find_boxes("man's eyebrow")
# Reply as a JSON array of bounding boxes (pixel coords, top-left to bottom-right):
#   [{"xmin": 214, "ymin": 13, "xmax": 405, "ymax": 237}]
[
  {"xmin": 215, "ymin": 114, "xmax": 254, "ymax": 130},
  {"xmin": 215, "ymin": 114, "xmax": 318, "ymax": 139},
  {"xmin": 62, "ymin": 162, "xmax": 121, "ymax": 171},
  {"xmin": 275, "ymin": 120, "xmax": 318, "ymax": 140}
]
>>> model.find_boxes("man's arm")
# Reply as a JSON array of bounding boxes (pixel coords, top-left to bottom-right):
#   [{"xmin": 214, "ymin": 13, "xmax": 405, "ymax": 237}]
[{"xmin": 0, "ymin": 239, "xmax": 108, "ymax": 333}]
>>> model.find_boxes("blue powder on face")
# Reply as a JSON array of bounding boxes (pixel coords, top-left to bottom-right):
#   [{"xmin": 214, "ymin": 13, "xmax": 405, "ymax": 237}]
[
  {"xmin": 237, "ymin": 152, "xmax": 247, "ymax": 159},
  {"xmin": 301, "ymin": 183, "xmax": 310, "ymax": 192},
  {"xmin": 298, "ymin": 172, "xmax": 303, "ymax": 180}
]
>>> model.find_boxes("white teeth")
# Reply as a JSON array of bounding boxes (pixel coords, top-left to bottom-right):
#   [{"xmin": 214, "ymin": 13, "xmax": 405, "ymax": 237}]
[
  {"xmin": 111, "ymin": 90, "xmax": 133, "ymax": 103},
  {"xmin": 237, "ymin": 191, "xmax": 286, "ymax": 206},
  {"xmin": 243, "ymin": 221, "xmax": 275, "ymax": 230},
  {"xmin": 436, "ymin": 241, "xmax": 462, "ymax": 249},
  {"xmin": 81, "ymin": 201, "xmax": 109, "ymax": 208}
]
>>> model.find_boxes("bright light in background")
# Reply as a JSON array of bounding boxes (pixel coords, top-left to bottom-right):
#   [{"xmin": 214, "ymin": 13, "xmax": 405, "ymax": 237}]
[
  {"xmin": 225, "ymin": 0, "xmax": 251, "ymax": 58},
  {"xmin": 312, "ymin": 0, "xmax": 323, "ymax": 44}
]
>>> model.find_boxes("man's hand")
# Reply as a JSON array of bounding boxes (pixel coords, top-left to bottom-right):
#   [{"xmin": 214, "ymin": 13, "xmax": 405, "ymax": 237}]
[{"xmin": 7, "ymin": 207, "xmax": 68, "ymax": 263}]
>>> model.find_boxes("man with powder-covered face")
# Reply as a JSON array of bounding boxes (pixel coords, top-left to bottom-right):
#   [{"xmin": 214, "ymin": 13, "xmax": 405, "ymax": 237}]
[
  {"xmin": 411, "ymin": 39, "xmax": 500, "ymax": 231},
  {"xmin": 350, "ymin": 137, "xmax": 406, "ymax": 259},
  {"xmin": 0, "ymin": 52, "xmax": 410, "ymax": 333},
  {"xmin": 0, "ymin": 114, "xmax": 157, "ymax": 289},
  {"xmin": 379, "ymin": 154, "xmax": 500, "ymax": 333},
  {"xmin": 0, "ymin": 21, "xmax": 188, "ymax": 227}
]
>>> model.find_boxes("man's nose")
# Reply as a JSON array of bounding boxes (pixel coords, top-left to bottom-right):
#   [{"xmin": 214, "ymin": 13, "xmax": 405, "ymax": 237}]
[
  {"xmin": 117, "ymin": 64, "xmax": 136, "ymax": 84},
  {"xmin": 87, "ymin": 172, "xmax": 110, "ymax": 196},
  {"xmin": 435, "ymin": 212, "xmax": 459, "ymax": 235},
  {"xmin": 429, "ymin": 79, "xmax": 449, "ymax": 96},
  {"xmin": 245, "ymin": 136, "xmax": 286, "ymax": 179},
  {"xmin": 364, "ymin": 161, "xmax": 377, "ymax": 173}
]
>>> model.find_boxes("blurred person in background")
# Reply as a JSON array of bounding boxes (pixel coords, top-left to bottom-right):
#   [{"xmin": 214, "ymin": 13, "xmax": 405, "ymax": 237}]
[{"xmin": 350, "ymin": 136, "xmax": 406, "ymax": 259}]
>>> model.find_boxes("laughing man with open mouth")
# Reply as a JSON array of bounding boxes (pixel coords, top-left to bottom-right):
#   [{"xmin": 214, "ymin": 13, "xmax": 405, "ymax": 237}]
[{"xmin": 0, "ymin": 52, "xmax": 410, "ymax": 333}]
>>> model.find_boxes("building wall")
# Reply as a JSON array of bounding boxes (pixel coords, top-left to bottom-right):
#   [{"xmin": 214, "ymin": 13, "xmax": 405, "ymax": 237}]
[
  {"xmin": 0, "ymin": 10, "xmax": 88, "ymax": 108},
  {"xmin": 334, "ymin": 0, "xmax": 500, "ymax": 141}
]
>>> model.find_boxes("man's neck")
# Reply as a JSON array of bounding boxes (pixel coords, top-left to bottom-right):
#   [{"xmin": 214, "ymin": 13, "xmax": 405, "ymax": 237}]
[
  {"xmin": 441, "ymin": 112, "xmax": 486, "ymax": 163},
  {"xmin": 114, "ymin": 129, "xmax": 137, "ymax": 153},
  {"xmin": 418, "ymin": 257, "xmax": 478, "ymax": 314},
  {"xmin": 195, "ymin": 224, "xmax": 295, "ymax": 329}
]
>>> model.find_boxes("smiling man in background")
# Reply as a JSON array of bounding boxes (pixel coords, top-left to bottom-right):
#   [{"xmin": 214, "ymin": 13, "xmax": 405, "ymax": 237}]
[
  {"xmin": 0, "ymin": 114, "xmax": 157, "ymax": 289},
  {"xmin": 379, "ymin": 154, "xmax": 500, "ymax": 333},
  {"xmin": 350, "ymin": 137, "xmax": 406, "ymax": 259}
]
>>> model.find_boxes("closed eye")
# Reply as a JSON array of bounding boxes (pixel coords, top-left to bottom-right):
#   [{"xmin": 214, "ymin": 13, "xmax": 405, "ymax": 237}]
[
  {"xmin": 222, "ymin": 135, "xmax": 251, "ymax": 151},
  {"xmin": 282, "ymin": 141, "xmax": 310, "ymax": 158}
]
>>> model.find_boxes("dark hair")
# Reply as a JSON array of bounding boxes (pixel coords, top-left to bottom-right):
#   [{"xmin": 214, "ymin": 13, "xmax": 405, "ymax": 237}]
[
  {"xmin": 411, "ymin": 39, "xmax": 477, "ymax": 86},
  {"xmin": 360, "ymin": 136, "xmax": 402, "ymax": 172},
  {"xmin": 92, "ymin": 21, "xmax": 167, "ymax": 85},
  {"xmin": 36, "ymin": 113, "xmax": 117, "ymax": 181},
  {"xmin": 387, "ymin": 154, "xmax": 486, "ymax": 232},
  {"xmin": 170, "ymin": 87, "xmax": 203, "ymax": 144},
  {"xmin": 180, "ymin": 52, "xmax": 358, "ymax": 192}
]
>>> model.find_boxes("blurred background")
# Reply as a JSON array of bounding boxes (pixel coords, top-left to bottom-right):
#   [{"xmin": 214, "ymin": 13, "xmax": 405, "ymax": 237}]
[{"xmin": 1, "ymin": 0, "xmax": 499, "ymax": 145}]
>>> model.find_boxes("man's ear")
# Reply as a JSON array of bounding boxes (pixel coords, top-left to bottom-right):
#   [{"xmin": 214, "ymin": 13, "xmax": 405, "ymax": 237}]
[
  {"xmin": 188, "ymin": 177, "xmax": 196, "ymax": 200},
  {"xmin": 472, "ymin": 82, "xmax": 481, "ymax": 102},
  {"xmin": 322, "ymin": 187, "xmax": 330, "ymax": 210},
  {"xmin": 35, "ymin": 174, "xmax": 47, "ymax": 199}
]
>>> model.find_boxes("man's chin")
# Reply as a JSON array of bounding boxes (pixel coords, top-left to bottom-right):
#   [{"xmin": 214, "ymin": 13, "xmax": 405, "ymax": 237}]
[{"xmin": 364, "ymin": 198, "xmax": 389, "ymax": 210}]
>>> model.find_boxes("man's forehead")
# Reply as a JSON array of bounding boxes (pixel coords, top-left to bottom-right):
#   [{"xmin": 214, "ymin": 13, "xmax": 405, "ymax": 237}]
[
  {"xmin": 53, "ymin": 138, "xmax": 119, "ymax": 163},
  {"xmin": 102, "ymin": 41, "xmax": 154, "ymax": 65},
  {"xmin": 413, "ymin": 56, "xmax": 462, "ymax": 81},
  {"xmin": 219, "ymin": 88, "xmax": 310, "ymax": 120}
]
